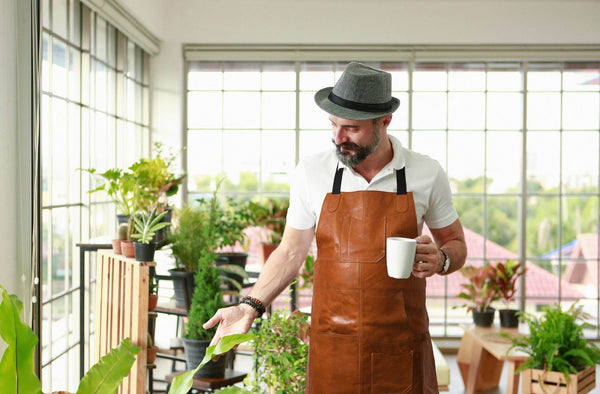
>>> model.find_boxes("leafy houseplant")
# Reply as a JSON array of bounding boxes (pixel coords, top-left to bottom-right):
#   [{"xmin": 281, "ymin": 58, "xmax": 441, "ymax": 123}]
[
  {"xmin": 507, "ymin": 303, "xmax": 600, "ymax": 390},
  {"xmin": 131, "ymin": 208, "xmax": 171, "ymax": 261},
  {"xmin": 0, "ymin": 285, "xmax": 140, "ymax": 394},
  {"xmin": 490, "ymin": 259, "xmax": 527, "ymax": 328},
  {"xmin": 457, "ymin": 264, "xmax": 500, "ymax": 327},
  {"xmin": 248, "ymin": 198, "xmax": 289, "ymax": 266}
]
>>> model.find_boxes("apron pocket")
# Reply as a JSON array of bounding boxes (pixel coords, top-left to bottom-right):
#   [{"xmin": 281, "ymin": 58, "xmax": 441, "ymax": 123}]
[
  {"xmin": 308, "ymin": 332, "xmax": 360, "ymax": 392},
  {"xmin": 340, "ymin": 215, "xmax": 386, "ymax": 263},
  {"xmin": 371, "ymin": 350, "xmax": 413, "ymax": 394}
]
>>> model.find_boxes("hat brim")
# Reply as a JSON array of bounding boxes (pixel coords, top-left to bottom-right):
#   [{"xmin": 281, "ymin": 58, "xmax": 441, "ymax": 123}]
[{"xmin": 314, "ymin": 87, "xmax": 400, "ymax": 120}]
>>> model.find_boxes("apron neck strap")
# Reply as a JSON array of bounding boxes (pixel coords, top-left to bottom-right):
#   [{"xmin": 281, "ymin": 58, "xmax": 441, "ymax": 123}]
[{"xmin": 331, "ymin": 165, "xmax": 407, "ymax": 195}]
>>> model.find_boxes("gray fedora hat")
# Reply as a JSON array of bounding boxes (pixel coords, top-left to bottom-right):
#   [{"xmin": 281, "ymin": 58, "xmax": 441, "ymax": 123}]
[{"xmin": 314, "ymin": 62, "xmax": 400, "ymax": 120}]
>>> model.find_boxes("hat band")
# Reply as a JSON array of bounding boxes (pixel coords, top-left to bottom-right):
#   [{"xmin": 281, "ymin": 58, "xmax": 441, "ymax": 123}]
[{"xmin": 328, "ymin": 91, "xmax": 393, "ymax": 112}]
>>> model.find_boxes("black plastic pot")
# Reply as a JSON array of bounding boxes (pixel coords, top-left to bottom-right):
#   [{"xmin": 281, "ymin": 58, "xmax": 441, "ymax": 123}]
[
  {"xmin": 472, "ymin": 308, "xmax": 495, "ymax": 327},
  {"xmin": 168, "ymin": 269, "xmax": 195, "ymax": 311},
  {"xmin": 499, "ymin": 309, "xmax": 520, "ymax": 328},
  {"xmin": 133, "ymin": 242, "xmax": 156, "ymax": 262},
  {"xmin": 182, "ymin": 338, "xmax": 227, "ymax": 378},
  {"xmin": 152, "ymin": 208, "xmax": 172, "ymax": 249},
  {"xmin": 215, "ymin": 252, "xmax": 248, "ymax": 290}
]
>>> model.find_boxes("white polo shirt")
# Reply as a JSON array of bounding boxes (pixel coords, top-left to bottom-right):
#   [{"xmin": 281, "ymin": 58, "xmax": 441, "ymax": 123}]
[{"xmin": 286, "ymin": 135, "xmax": 458, "ymax": 234}]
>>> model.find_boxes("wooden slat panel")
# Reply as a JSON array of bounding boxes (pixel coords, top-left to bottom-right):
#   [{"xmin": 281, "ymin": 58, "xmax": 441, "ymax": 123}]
[{"xmin": 94, "ymin": 251, "xmax": 153, "ymax": 394}]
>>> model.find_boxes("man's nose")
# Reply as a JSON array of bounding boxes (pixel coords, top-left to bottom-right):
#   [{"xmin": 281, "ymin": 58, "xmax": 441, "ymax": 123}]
[{"xmin": 333, "ymin": 127, "xmax": 347, "ymax": 145}]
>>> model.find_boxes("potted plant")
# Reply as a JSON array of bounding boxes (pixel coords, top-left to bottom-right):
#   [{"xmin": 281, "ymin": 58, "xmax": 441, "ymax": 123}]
[
  {"xmin": 507, "ymin": 303, "xmax": 600, "ymax": 393},
  {"xmin": 148, "ymin": 276, "xmax": 158, "ymax": 311},
  {"xmin": 248, "ymin": 198, "xmax": 289, "ymax": 266},
  {"xmin": 490, "ymin": 259, "xmax": 527, "ymax": 328},
  {"xmin": 146, "ymin": 333, "xmax": 158, "ymax": 365},
  {"xmin": 181, "ymin": 252, "xmax": 228, "ymax": 379},
  {"xmin": 131, "ymin": 208, "xmax": 171, "ymax": 262},
  {"xmin": 456, "ymin": 264, "xmax": 500, "ymax": 327},
  {"xmin": 244, "ymin": 309, "xmax": 309, "ymax": 393}
]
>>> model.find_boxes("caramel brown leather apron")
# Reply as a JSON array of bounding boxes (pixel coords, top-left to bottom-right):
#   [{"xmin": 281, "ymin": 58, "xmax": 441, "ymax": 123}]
[{"xmin": 307, "ymin": 167, "xmax": 438, "ymax": 393}]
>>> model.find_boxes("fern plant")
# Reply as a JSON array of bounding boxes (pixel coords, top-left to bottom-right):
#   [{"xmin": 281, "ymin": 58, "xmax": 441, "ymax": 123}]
[{"xmin": 508, "ymin": 303, "xmax": 600, "ymax": 382}]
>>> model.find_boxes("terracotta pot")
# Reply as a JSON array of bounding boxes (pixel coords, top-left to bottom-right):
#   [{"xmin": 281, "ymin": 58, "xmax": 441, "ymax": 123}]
[
  {"xmin": 147, "ymin": 345, "xmax": 158, "ymax": 364},
  {"xmin": 148, "ymin": 293, "xmax": 158, "ymax": 311},
  {"xmin": 259, "ymin": 243, "xmax": 279, "ymax": 266},
  {"xmin": 111, "ymin": 239, "xmax": 123, "ymax": 254},
  {"xmin": 121, "ymin": 240, "xmax": 135, "ymax": 258}
]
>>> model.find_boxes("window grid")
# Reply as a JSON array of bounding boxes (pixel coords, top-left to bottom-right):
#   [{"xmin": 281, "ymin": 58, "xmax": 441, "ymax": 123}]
[
  {"xmin": 186, "ymin": 59, "xmax": 600, "ymax": 338},
  {"xmin": 40, "ymin": 0, "xmax": 150, "ymax": 390}
]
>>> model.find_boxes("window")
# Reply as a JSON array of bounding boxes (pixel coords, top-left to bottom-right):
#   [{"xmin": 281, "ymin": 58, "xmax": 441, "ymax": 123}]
[
  {"xmin": 185, "ymin": 54, "xmax": 600, "ymax": 337},
  {"xmin": 40, "ymin": 0, "xmax": 150, "ymax": 390}
]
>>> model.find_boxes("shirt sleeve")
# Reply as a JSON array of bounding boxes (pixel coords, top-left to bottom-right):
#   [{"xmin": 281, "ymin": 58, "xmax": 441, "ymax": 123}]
[
  {"xmin": 286, "ymin": 160, "xmax": 317, "ymax": 230},
  {"xmin": 423, "ymin": 162, "xmax": 459, "ymax": 229}
]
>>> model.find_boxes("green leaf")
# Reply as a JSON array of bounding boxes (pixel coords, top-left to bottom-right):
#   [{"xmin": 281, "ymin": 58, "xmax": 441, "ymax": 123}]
[
  {"xmin": 168, "ymin": 334, "xmax": 255, "ymax": 394},
  {"xmin": 76, "ymin": 338, "xmax": 140, "ymax": 394},
  {"xmin": 0, "ymin": 285, "xmax": 41, "ymax": 394}
]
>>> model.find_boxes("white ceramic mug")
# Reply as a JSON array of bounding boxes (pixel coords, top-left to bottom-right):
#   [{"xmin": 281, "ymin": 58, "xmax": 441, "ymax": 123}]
[{"xmin": 386, "ymin": 237, "xmax": 417, "ymax": 279}]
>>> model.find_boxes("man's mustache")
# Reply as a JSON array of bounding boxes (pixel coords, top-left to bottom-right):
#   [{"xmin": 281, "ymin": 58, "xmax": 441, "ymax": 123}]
[{"xmin": 331, "ymin": 138, "xmax": 360, "ymax": 152}]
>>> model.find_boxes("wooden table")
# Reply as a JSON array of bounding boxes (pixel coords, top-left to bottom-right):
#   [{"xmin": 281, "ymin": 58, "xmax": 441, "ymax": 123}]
[
  {"xmin": 165, "ymin": 370, "xmax": 247, "ymax": 392},
  {"xmin": 457, "ymin": 325, "xmax": 528, "ymax": 394}
]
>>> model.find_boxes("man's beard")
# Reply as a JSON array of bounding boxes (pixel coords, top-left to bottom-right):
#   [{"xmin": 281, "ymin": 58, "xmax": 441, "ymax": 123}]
[{"xmin": 333, "ymin": 125, "xmax": 382, "ymax": 167}]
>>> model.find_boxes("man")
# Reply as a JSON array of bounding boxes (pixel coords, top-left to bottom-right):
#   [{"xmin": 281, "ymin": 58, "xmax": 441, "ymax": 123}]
[{"xmin": 204, "ymin": 62, "xmax": 467, "ymax": 393}]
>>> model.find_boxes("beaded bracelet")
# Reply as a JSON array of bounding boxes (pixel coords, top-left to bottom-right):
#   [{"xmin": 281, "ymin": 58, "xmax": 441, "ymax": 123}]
[{"xmin": 239, "ymin": 295, "xmax": 266, "ymax": 317}]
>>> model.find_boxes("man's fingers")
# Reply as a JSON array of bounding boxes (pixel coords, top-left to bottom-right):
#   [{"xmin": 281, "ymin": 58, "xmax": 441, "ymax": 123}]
[{"xmin": 203, "ymin": 310, "xmax": 222, "ymax": 330}]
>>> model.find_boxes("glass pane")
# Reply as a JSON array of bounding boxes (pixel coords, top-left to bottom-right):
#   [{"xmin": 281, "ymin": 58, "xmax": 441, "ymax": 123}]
[
  {"xmin": 391, "ymin": 92, "xmax": 409, "ymax": 130},
  {"xmin": 413, "ymin": 65, "xmax": 447, "ymax": 91},
  {"xmin": 68, "ymin": 103, "xmax": 81, "ymax": 203},
  {"xmin": 526, "ymin": 196, "xmax": 559, "ymax": 258},
  {"xmin": 563, "ymin": 197, "xmax": 598, "ymax": 250},
  {"xmin": 487, "ymin": 131, "xmax": 521, "ymax": 193},
  {"xmin": 107, "ymin": 68, "xmax": 116, "ymax": 115},
  {"xmin": 485, "ymin": 196, "xmax": 518, "ymax": 256},
  {"xmin": 42, "ymin": 34, "xmax": 50, "ymax": 92},
  {"xmin": 527, "ymin": 131, "xmax": 560, "ymax": 191},
  {"xmin": 448, "ymin": 131, "xmax": 484, "ymax": 187},
  {"xmin": 223, "ymin": 63, "xmax": 260, "ymax": 90},
  {"xmin": 223, "ymin": 92, "xmax": 260, "ymax": 129},
  {"xmin": 52, "ymin": 38, "xmax": 68, "ymax": 98},
  {"xmin": 299, "ymin": 91, "xmax": 328, "ymax": 129},
  {"xmin": 387, "ymin": 130, "xmax": 409, "ymax": 147},
  {"xmin": 412, "ymin": 131, "xmax": 446, "ymax": 166},
  {"xmin": 187, "ymin": 131, "xmax": 221, "ymax": 191},
  {"xmin": 262, "ymin": 63, "xmax": 296, "ymax": 90},
  {"xmin": 222, "ymin": 130, "xmax": 260, "ymax": 192},
  {"xmin": 527, "ymin": 92, "xmax": 561, "ymax": 130},
  {"xmin": 562, "ymin": 132, "xmax": 599, "ymax": 192},
  {"xmin": 95, "ymin": 16, "xmax": 107, "ymax": 61},
  {"xmin": 69, "ymin": 0, "xmax": 80, "ymax": 46},
  {"xmin": 126, "ymin": 78, "xmax": 135, "ymax": 121},
  {"xmin": 388, "ymin": 68, "xmax": 409, "ymax": 92},
  {"xmin": 127, "ymin": 40, "xmax": 136, "ymax": 79},
  {"xmin": 187, "ymin": 92, "xmax": 222, "ymax": 129},
  {"xmin": 448, "ymin": 92, "xmax": 485, "ymax": 130},
  {"xmin": 528, "ymin": 66, "xmax": 561, "ymax": 91},
  {"xmin": 563, "ymin": 92, "xmax": 599, "ymax": 130},
  {"xmin": 107, "ymin": 25, "xmax": 116, "ymax": 68},
  {"xmin": 52, "ymin": 98, "xmax": 68, "ymax": 204},
  {"xmin": 41, "ymin": 94, "xmax": 51, "ymax": 206},
  {"xmin": 564, "ymin": 65, "xmax": 600, "ymax": 91},
  {"xmin": 135, "ymin": 46, "xmax": 143, "ymax": 83},
  {"xmin": 299, "ymin": 63, "xmax": 335, "ymax": 91},
  {"xmin": 42, "ymin": 209, "xmax": 51, "ymax": 301},
  {"xmin": 52, "ymin": 0, "xmax": 68, "ymax": 38},
  {"xmin": 487, "ymin": 68, "xmax": 521, "ymax": 91},
  {"xmin": 525, "ymin": 261, "xmax": 558, "ymax": 302},
  {"xmin": 51, "ymin": 352, "xmax": 68, "ymax": 390},
  {"xmin": 188, "ymin": 62, "xmax": 222, "ymax": 90},
  {"xmin": 52, "ymin": 209, "xmax": 68, "ymax": 295},
  {"xmin": 448, "ymin": 67, "xmax": 485, "ymax": 91},
  {"xmin": 412, "ymin": 92, "xmax": 447, "ymax": 130},
  {"xmin": 68, "ymin": 47, "xmax": 80, "ymax": 101},
  {"xmin": 262, "ymin": 92, "xmax": 295, "ymax": 129},
  {"xmin": 262, "ymin": 130, "xmax": 294, "ymax": 192},
  {"xmin": 299, "ymin": 130, "xmax": 331, "ymax": 160},
  {"xmin": 42, "ymin": 303, "xmax": 52, "ymax": 364},
  {"xmin": 453, "ymin": 197, "xmax": 484, "ymax": 251},
  {"xmin": 487, "ymin": 92, "xmax": 522, "ymax": 130},
  {"xmin": 95, "ymin": 61, "xmax": 107, "ymax": 111}
]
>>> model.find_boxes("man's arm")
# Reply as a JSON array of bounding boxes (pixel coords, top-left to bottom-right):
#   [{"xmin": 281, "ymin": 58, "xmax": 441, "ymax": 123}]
[
  {"xmin": 412, "ymin": 218, "xmax": 467, "ymax": 278},
  {"xmin": 203, "ymin": 225, "xmax": 315, "ymax": 346}
]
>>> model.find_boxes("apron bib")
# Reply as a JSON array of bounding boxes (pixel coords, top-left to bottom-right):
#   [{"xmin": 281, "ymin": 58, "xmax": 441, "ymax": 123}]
[{"xmin": 306, "ymin": 167, "xmax": 438, "ymax": 393}]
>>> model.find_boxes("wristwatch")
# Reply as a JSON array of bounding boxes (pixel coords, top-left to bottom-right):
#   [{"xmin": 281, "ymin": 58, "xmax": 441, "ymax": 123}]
[{"xmin": 439, "ymin": 248, "xmax": 450, "ymax": 274}]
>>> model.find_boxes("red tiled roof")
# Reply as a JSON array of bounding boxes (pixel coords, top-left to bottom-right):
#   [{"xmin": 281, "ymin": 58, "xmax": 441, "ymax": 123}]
[{"xmin": 563, "ymin": 233, "xmax": 599, "ymax": 287}]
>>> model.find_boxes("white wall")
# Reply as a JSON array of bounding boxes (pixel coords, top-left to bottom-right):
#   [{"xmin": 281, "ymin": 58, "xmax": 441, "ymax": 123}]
[{"xmin": 117, "ymin": 0, "xmax": 600, "ymax": 156}]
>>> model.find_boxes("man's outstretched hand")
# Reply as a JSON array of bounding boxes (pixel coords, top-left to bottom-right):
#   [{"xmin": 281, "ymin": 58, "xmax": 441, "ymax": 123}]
[{"xmin": 203, "ymin": 303, "xmax": 257, "ymax": 347}]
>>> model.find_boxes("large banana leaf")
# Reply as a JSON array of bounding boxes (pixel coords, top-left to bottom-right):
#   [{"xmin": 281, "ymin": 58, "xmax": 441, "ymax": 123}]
[
  {"xmin": 168, "ymin": 334, "xmax": 255, "ymax": 394},
  {"xmin": 0, "ymin": 285, "xmax": 42, "ymax": 394},
  {"xmin": 76, "ymin": 338, "xmax": 140, "ymax": 394}
]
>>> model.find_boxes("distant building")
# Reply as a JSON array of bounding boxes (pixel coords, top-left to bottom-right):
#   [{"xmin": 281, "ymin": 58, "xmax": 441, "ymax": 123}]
[{"xmin": 563, "ymin": 233, "xmax": 600, "ymax": 290}]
